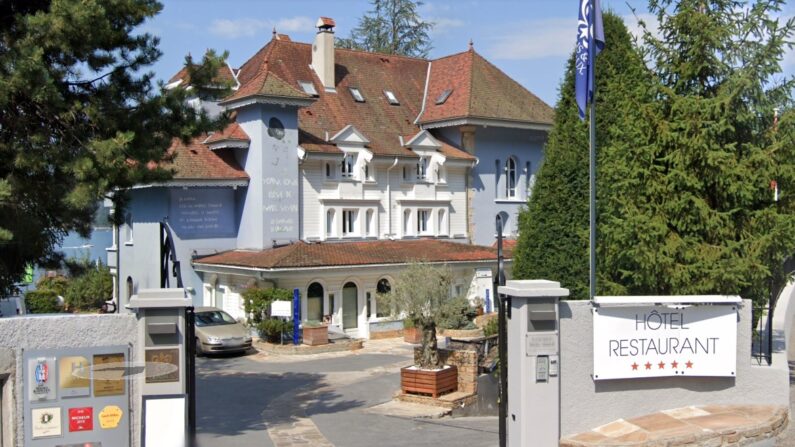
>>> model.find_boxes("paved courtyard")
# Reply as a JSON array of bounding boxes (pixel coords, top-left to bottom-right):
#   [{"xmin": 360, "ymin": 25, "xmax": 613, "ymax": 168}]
[{"xmin": 195, "ymin": 339, "xmax": 498, "ymax": 447}]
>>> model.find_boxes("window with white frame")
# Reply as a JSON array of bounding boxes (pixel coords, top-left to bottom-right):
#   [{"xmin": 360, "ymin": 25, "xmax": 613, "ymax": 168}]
[
  {"xmin": 417, "ymin": 209, "xmax": 431, "ymax": 234},
  {"xmin": 526, "ymin": 161, "xmax": 534, "ymax": 198},
  {"xmin": 325, "ymin": 162, "xmax": 335, "ymax": 180},
  {"xmin": 326, "ymin": 209, "xmax": 335, "ymax": 237},
  {"xmin": 437, "ymin": 209, "xmax": 447, "ymax": 235},
  {"xmin": 342, "ymin": 209, "xmax": 357, "ymax": 235},
  {"xmin": 341, "ymin": 154, "xmax": 354, "ymax": 178},
  {"xmin": 365, "ymin": 209, "xmax": 375, "ymax": 236},
  {"xmin": 402, "ymin": 165, "xmax": 410, "ymax": 182},
  {"xmin": 416, "ymin": 157, "xmax": 428, "ymax": 181},
  {"xmin": 505, "ymin": 157, "xmax": 517, "ymax": 198}
]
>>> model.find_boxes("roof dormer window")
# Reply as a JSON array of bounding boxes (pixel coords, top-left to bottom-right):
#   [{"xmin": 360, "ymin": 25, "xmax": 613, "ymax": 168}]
[
  {"xmin": 349, "ymin": 87, "xmax": 365, "ymax": 103},
  {"xmin": 435, "ymin": 88, "xmax": 453, "ymax": 105},
  {"xmin": 384, "ymin": 90, "xmax": 399, "ymax": 105},
  {"xmin": 298, "ymin": 80, "xmax": 318, "ymax": 96}
]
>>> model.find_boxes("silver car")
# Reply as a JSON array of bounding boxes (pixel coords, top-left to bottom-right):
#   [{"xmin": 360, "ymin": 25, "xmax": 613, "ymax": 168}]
[{"xmin": 194, "ymin": 307, "xmax": 252, "ymax": 355}]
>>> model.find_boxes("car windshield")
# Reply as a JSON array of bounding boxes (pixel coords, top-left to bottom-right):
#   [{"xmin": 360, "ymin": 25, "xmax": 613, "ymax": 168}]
[{"xmin": 195, "ymin": 310, "xmax": 237, "ymax": 327}]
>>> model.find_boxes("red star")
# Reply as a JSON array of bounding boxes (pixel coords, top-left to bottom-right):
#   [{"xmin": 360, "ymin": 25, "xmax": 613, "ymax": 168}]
[
  {"xmin": 671, "ymin": 361, "xmax": 678, "ymax": 369},
  {"xmin": 685, "ymin": 360, "xmax": 693, "ymax": 369},
  {"xmin": 631, "ymin": 362, "xmax": 638, "ymax": 370},
  {"xmin": 644, "ymin": 362, "xmax": 652, "ymax": 370},
  {"xmin": 658, "ymin": 361, "xmax": 665, "ymax": 369}
]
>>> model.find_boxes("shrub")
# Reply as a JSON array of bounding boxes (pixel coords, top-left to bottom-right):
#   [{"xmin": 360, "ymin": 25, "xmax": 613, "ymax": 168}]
[
  {"xmin": 483, "ymin": 317, "xmax": 498, "ymax": 337},
  {"xmin": 64, "ymin": 263, "xmax": 112, "ymax": 311},
  {"xmin": 242, "ymin": 287, "xmax": 292, "ymax": 326},
  {"xmin": 437, "ymin": 296, "xmax": 476, "ymax": 330},
  {"xmin": 257, "ymin": 319, "xmax": 293, "ymax": 343},
  {"xmin": 304, "ymin": 320, "xmax": 324, "ymax": 328},
  {"xmin": 36, "ymin": 276, "xmax": 69, "ymax": 297},
  {"xmin": 25, "ymin": 289, "xmax": 62, "ymax": 314}
]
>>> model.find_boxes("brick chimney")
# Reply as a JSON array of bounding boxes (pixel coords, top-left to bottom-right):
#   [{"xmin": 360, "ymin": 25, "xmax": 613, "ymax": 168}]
[{"xmin": 312, "ymin": 17, "xmax": 335, "ymax": 91}]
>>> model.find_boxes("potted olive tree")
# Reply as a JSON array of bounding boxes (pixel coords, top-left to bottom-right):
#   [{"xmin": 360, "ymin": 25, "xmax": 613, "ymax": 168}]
[{"xmin": 383, "ymin": 262, "xmax": 460, "ymax": 398}]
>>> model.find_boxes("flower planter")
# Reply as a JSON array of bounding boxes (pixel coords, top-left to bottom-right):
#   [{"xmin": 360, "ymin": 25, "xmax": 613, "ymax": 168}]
[
  {"xmin": 302, "ymin": 325, "xmax": 329, "ymax": 346},
  {"xmin": 400, "ymin": 365, "xmax": 458, "ymax": 398},
  {"xmin": 403, "ymin": 326, "xmax": 422, "ymax": 344}
]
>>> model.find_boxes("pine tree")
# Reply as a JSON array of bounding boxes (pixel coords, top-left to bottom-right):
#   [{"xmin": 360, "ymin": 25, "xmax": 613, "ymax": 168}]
[
  {"xmin": 0, "ymin": 0, "xmax": 229, "ymax": 295},
  {"xmin": 601, "ymin": 0, "xmax": 795, "ymax": 302},
  {"xmin": 513, "ymin": 12, "xmax": 653, "ymax": 299},
  {"xmin": 337, "ymin": 0, "xmax": 433, "ymax": 57}
]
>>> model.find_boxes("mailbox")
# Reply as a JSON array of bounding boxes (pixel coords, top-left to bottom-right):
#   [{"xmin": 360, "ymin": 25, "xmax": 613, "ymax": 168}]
[{"xmin": 498, "ymin": 280, "xmax": 569, "ymax": 447}]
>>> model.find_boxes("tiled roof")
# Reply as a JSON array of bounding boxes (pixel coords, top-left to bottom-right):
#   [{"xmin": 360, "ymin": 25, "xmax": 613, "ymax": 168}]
[
  {"xmin": 168, "ymin": 64, "xmax": 237, "ymax": 86},
  {"xmin": 194, "ymin": 239, "xmax": 504, "ymax": 270},
  {"xmin": 491, "ymin": 238, "xmax": 517, "ymax": 257},
  {"xmin": 229, "ymin": 39, "xmax": 474, "ymax": 160},
  {"xmin": 205, "ymin": 122, "xmax": 250, "ymax": 144},
  {"xmin": 419, "ymin": 50, "xmax": 554, "ymax": 126},
  {"xmin": 159, "ymin": 137, "xmax": 248, "ymax": 180}
]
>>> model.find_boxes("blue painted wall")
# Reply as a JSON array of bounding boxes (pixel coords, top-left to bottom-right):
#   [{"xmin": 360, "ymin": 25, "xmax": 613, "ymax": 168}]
[
  {"xmin": 436, "ymin": 126, "xmax": 546, "ymax": 246},
  {"xmin": 116, "ymin": 186, "xmax": 239, "ymax": 307}
]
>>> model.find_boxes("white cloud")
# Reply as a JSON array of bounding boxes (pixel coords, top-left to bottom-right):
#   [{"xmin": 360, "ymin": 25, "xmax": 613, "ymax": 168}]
[
  {"xmin": 429, "ymin": 17, "xmax": 465, "ymax": 34},
  {"xmin": 487, "ymin": 13, "xmax": 659, "ymax": 61},
  {"xmin": 210, "ymin": 16, "xmax": 314, "ymax": 39}
]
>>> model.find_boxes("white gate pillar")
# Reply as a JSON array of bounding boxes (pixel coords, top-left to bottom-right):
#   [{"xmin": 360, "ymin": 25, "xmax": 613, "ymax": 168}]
[{"xmin": 498, "ymin": 280, "xmax": 569, "ymax": 447}]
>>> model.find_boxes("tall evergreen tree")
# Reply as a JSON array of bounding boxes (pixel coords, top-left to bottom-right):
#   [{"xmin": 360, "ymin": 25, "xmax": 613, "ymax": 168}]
[
  {"xmin": 601, "ymin": 0, "xmax": 795, "ymax": 302},
  {"xmin": 513, "ymin": 12, "xmax": 653, "ymax": 299},
  {"xmin": 0, "ymin": 0, "xmax": 229, "ymax": 295},
  {"xmin": 337, "ymin": 0, "xmax": 433, "ymax": 57}
]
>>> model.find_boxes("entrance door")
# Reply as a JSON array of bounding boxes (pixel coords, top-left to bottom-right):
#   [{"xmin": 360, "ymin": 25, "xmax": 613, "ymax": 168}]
[{"xmin": 342, "ymin": 282, "xmax": 358, "ymax": 329}]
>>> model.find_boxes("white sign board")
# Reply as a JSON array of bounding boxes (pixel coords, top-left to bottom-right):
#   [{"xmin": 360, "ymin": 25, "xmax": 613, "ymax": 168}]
[
  {"xmin": 144, "ymin": 396, "xmax": 186, "ymax": 447},
  {"xmin": 271, "ymin": 300, "xmax": 292, "ymax": 318},
  {"xmin": 593, "ymin": 304, "xmax": 737, "ymax": 380}
]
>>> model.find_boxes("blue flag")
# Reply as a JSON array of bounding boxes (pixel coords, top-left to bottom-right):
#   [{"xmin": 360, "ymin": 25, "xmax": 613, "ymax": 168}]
[{"xmin": 575, "ymin": 0, "xmax": 605, "ymax": 120}]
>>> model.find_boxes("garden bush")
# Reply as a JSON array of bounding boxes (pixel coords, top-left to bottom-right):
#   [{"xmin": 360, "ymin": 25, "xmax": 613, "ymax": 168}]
[
  {"xmin": 25, "ymin": 289, "xmax": 61, "ymax": 314},
  {"xmin": 242, "ymin": 287, "xmax": 292, "ymax": 325},
  {"xmin": 257, "ymin": 318, "xmax": 293, "ymax": 343},
  {"xmin": 64, "ymin": 263, "xmax": 112, "ymax": 311}
]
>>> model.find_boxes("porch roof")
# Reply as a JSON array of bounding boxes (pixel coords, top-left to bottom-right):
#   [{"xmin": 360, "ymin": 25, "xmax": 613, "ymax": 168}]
[{"xmin": 193, "ymin": 239, "xmax": 509, "ymax": 271}]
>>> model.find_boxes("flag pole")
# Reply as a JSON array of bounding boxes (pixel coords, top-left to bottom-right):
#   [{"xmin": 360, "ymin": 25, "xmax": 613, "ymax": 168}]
[{"xmin": 588, "ymin": 0, "xmax": 597, "ymax": 301}]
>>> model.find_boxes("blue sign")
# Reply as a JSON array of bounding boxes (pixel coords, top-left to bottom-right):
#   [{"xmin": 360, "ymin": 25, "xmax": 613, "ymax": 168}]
[
  {"xmin": 485, "ymin": 289, "xmax": 492, "ymax": 314},
  {"xmin": 170, "ymin": 189, "xmax": 236, "ymax": 239},
  {"xmin": 292, "ymin": 288, "xmax": 300, "ymax": 345}
]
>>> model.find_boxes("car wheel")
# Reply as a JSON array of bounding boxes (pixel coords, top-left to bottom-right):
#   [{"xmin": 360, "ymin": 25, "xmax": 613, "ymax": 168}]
[{"xmin": 195, "ymin": 338, "xmax": 204, "ymax": 357}]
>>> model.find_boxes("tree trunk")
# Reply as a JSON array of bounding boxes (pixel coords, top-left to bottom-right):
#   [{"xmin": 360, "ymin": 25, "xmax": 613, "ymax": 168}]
[{"xmin": 419, "ymin": 321, "xmax": 440, "ymax": 369}]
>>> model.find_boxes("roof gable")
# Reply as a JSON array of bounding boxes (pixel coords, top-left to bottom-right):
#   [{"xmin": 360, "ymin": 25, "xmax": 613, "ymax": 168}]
[
  {"xmin": 419, "ymin": 50, "xmax": 554, "ymax": 126},
  {"xmin": 330, "ymin": 124, "xmax": 370, "ymax": 145},
  {"xmin": 404, "ymin": 129, "xmax": 442, "ymax": 150}
]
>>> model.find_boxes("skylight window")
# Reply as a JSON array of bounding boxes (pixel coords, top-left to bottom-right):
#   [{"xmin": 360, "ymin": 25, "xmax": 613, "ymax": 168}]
[
  {"xmin": 349, "ymin": 87, "xmax": 365, "ymax": 102},
  {"xmin": 298, "ymin": 80, "xmax": 318, "ymax": 96},
  {"xmin": 435, "ymin": 88, "xmax": 453, "ymax": 105},
  {"xmin": 384, "ymin": 90, "xmax": 399, "ymax": 105}
]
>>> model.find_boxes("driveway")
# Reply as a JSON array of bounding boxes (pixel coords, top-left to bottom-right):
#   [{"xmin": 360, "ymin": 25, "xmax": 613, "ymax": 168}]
[{"xmin": 196, "ymin": 339, "xmax": 498, "ymax": 447}]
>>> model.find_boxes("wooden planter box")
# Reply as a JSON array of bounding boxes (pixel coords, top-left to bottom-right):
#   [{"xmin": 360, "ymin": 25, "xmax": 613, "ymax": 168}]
[
  {"xmin": 302, "ymin": 325, "xmax": 329, "ymax": 346},
  {"xmin": 401, "ymin": 365, "xmax": 458, "ymax": 398},
  {"xmin": 403, "ymin": 327, "xmax": 421, "ymax": 344}
]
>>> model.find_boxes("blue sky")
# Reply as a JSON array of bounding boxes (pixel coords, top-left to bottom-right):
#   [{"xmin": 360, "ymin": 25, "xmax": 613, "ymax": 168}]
[{"xmin": 144, "ymin": 0, "xmax": 795, "ymax": 106}]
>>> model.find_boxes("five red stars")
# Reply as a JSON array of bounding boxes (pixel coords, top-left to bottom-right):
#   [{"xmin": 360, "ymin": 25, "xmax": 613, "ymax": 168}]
[{"xmin": 631, "ymin": 360, "xmax": 693, "ymax": 371}]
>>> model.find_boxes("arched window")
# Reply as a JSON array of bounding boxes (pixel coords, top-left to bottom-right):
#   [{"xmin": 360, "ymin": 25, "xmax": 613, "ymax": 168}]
[
  {"xmin": 505, "ymin": 157, "xmax": 517, "ymax": 198},
  {"xmin": 326, "ymin": 209, "xmax": 335, "ymax": 237},
  {"xmin": 526, "ymin": 161, "xmax": 534, "ymax": 198},
  {"xmin": 494, "ymin": 159, "xmax": 501, "ymax": 198},
  {"xmin": 342, "ymin": 282, "xmax": 358, "ymax": 329},
  {"xmin": 307, "ymin": 282, "xmax": 324, "ymax": 322},
  {"xmin": 126, "ymin": 277, "xmax": 134, "ymax": 301},
  {"xmin": 376, "ymin": 278, "xmax": 391, "ymax": 318}
]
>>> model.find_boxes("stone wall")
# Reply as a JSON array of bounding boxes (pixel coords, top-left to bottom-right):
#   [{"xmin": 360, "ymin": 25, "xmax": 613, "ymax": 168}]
[{"xmin": 414, "ymin": 347, "xmax": 479, "ymax": 395}]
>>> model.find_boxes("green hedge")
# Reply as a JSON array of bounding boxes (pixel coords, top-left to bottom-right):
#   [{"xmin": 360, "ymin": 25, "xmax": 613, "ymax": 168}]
[{"xmin": 25, "ymin": 289, "xmax": 61, "ymax": 314}]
